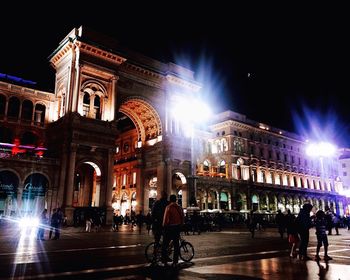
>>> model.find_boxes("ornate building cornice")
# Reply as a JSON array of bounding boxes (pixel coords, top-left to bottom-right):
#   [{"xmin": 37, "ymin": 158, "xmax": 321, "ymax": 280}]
[{"xmin": 166, "ymin": 74, "xmax": 201, "ymax": 92}]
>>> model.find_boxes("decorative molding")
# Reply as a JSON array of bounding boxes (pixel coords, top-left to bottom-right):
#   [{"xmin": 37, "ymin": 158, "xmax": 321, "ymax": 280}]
[
  {"xmin": 166, "ymin": 74, "xmax": 201, "ymax": 92},
  {"xmin": 76, "ymin": 41, "xmax": 126, "ymax": 65}
]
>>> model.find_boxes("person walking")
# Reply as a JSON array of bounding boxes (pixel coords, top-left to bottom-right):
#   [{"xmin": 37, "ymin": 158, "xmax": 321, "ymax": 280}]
[
  {"xmin": 161, "ymin": 194, "xmax": 184, "ymax": 267},
  {"xmin": 297, "ymin": 203, "xmax": 313, "ymax": 260},
  {"xmin": 314, "ymin": 210, "xmax": 333, "ymax": 261}
]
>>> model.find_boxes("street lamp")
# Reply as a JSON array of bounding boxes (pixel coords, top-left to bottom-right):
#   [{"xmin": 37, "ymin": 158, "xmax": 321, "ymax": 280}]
[
  {"xmin": 171, "ymin": 96, "xmax": 212, "ymax": 206},
  {"xmin": 306, "ymin": 141, "xmax": 336, "ymax": 192}
]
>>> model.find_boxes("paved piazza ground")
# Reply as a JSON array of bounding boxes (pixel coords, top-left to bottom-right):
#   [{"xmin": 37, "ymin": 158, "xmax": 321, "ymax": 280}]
[{"xmin": 0, "ymin": 221, "xmax": 350, "ymax": 279}]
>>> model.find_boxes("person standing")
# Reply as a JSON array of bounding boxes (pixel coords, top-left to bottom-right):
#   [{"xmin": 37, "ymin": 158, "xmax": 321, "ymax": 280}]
[
  {"xmin": 297, "ymin": 203, "xmax": 313, "ymax": 260},
  {"xmin": 151, "ymin": 191, "xmax": 169, "ymax": 245},
  {"xmin": 275, "ymin": 210, "xmax": 285, "ymax": 239},
  {"xmin": 285, "ymin": 209, "xmax": 299, "ymax": 258},
  {"xmin": 37, "ymin": 209, "xmax": 47, "ymax": 240},
  {"xmin": 161, "ymin": 194, "xmax": 184, "ymax": 267},
  {"xmin": 314, "ymin": 210, "xmax": 332, "ymax": 261},
  {"xmin": 51, "ymin": 208, "xmax": 63, "ymax": 240}
]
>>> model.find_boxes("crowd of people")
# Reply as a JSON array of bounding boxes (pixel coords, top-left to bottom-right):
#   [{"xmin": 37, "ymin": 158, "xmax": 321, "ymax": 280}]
[{"xmin": 247, "ymin": 203, "xmax": 349, "ymax": 261}]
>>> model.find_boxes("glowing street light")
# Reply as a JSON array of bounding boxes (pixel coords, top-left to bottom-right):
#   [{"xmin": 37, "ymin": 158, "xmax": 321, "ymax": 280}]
[
  {"xmin": 306, "ymin": 141, "xmax": 337, "ymax": 193},
  {"xmin": 306, "ymin": 142, "xmax": 336, "ymax": 158},
  {"xmin": 172, "ymin": 97, "xmax": 211, "ymax": 123},
  {"xmin": 171, "ymin": 96, "xmax": 212, "ymax": 206}
]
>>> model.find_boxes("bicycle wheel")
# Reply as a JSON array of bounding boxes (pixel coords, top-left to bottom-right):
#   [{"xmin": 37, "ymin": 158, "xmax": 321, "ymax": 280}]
[
  {"xmin": 179, "ymin": 241, "xmax": 194, "ymax": 262},
  {"xmin": 145, "ymin": 242, "xmax": 160, "ymax": 263}
]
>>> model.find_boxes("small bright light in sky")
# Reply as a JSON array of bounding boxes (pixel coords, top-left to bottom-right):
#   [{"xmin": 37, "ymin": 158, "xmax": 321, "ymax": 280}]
[
  {"xmin": 247, "ymin": 73, "xmax": 251, "ymax": 78},
  {"xmin": 306, "ymin": 142, "xmax": 336, "ymax": 157}
]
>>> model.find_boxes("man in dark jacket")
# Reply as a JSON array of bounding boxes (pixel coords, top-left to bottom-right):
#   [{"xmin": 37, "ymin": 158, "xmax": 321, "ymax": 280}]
[
  {"xmin": 151, "ymin": 191, "xmax": 169, "ymax": 245},
  {"xmin": 297, "ymin": 203, "xmax": 313, "ymax": 260}
]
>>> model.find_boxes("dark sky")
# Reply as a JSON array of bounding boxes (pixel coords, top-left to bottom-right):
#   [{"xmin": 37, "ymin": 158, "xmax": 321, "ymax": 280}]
[{"xmin": 1, "ymin": 3, "xmax": 350, "ymax": 146}]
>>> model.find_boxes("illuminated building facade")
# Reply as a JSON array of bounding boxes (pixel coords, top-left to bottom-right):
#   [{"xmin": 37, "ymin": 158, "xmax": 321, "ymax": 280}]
[
  {"xmin": 192, "ymin": 111, "xmax": 346, "ymax": 216},
  {"xmin": 0, "ymin": 26, "xmax": 347, "ymax": 224}
]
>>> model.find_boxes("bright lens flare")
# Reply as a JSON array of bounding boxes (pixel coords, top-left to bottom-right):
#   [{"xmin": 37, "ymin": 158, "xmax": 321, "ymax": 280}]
[
  {"xmin": 19, "ymin": 217, "xmax": 39, "ymax": 238},
  {"xmin": 306, "ymin": 142, "xmax": 336, "ymax": 157},
  {"xmin": 172, "ymin": 98, "xmax": 212, "ymax": 124}
]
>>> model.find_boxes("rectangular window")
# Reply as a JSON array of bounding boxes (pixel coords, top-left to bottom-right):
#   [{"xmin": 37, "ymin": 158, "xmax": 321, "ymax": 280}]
[
  {"xmin": 277, "ymin": 152, "xmax": 280, "ymax": 161},
  {"xmin": 343, "ymin": 172, "xmax": 347, "ymax": 176},
  {"xmin": 268, "ymin": 150, "xmax": 272, "ymax": 159},
  {"xmin": 342, "ymin": 163, "xmax": 346, "ymax": 168},
  {"xmin": 284, "ymin": 154, "xmax": 287, "ymax": 162}
]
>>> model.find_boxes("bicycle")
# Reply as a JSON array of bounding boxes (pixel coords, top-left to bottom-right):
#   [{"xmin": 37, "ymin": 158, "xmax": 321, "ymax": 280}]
[{"xmin": 145, "ymin": 234, "xmax": 195, "ymax": 264}]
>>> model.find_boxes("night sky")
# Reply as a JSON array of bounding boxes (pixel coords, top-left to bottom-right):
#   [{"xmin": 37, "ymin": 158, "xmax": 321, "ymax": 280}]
[{"xmin": 1, "ymin": 3, "xmax": 349, "ymax": 146}]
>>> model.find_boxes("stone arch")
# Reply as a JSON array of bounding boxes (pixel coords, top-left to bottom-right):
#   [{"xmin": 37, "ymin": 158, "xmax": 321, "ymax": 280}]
[
  {"xmin": 119, "ymin": 97, "xmax": 162, "ymax": 143},
  {"xmin": 22, "ymin": 171, "xmax": 51, "ymax": 189},
  {"xmin": 0, "ymin": 170, "xmax": 20, "ymax": 216},
  {"xmin": 34, "ymin": 103, "xmax": 46, "ymax": 124},
  {"xmin": 21, "ymin": 99, "xmax": 33, "ymax": 121},
  {"xmin": 80, "ymin": 80, "xmax": 107, "ymax": 119},
  {"xmin": 219, "ymin": 189, "xmax": 231, "ymax": 210},
  {"xmin": 172, "ymin": 171, "xmax": 187, "ymax": 207},
  {"xmin": 8, "ymin": 96, "xmax": 20, "ymax": 119},
  {"xmin": 22, "ymin": 173, "xmax": 49, "ymax": 215},
  {"xmin": 74, "ymin": 159, "xmax": 103, "ymax": 208}
]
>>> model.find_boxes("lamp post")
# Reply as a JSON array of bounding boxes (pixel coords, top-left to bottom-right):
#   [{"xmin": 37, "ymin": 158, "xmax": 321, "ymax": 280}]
[
  {"xmin": 306, "ymin": 141, "xmax": 336, "ymax": 209},
  {"xmin": 171, "ymin": 96, "xmax": 211, "ymax": 207}
]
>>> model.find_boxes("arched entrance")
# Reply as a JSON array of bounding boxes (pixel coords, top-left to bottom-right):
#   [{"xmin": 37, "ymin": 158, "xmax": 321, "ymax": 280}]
[
  {"xmin": 0, "ymin": 170, "xmax": 19, "ymax": 216},
  {"xmin": 22, "ymin": 173, "xmax": 48, "ymax": 215},
  {"xmin": 115, "ymin": 98, "xmax": 163, "ymax": 214},
  {"xmin": 172, "ymin": 172, "xmax": 187, "ymax": 207},
  {"xmin": 219, "ymin": 191, "xmax": 230, "ymax": 210},
  {"xmin": 148, "ymin": 177, "xmax": 157, "ymax": 211},
  {"xmin": 74, "ymin": 161, "xmax": 101, "ymax": 207}
]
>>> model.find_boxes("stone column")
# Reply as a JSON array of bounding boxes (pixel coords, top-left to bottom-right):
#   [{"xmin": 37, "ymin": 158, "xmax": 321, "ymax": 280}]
[
  {"xmin": 72, "ymin": 54, "xmax": 81, "ymax": 113},
  {"xmin": 46, "ymin": 189, "xmax": 53, "ymax": 215},
  {"xmin": 136, "ymin": 168, "xmax": 145, "ymax": 213},
  {"xmin": 65, "ymin": 143, "xmax": 78, "ymax": 225},
  {"xmin": 57, "ymin": 145, "xmax": 68, "ymax": 208},
  {"xmin": 165, "ymin": 160, "xmax": 172, "ymax": 198},
  {"xmin": 105, "ymin": 148, "xmax": 115, "ymax": 224},
  {"xmin": 110, "ymin": 76, "xmax": 118, "ymax": 121},
  {"xmin": 157, "ymin": 160, "xmax": 166, "ymax": 198}
]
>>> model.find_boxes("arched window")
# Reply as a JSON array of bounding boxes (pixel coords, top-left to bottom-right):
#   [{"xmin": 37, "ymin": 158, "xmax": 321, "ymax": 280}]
[
  {"xmin": 21, "ymin": 100, "xmax": 33, "ymax": 121},
  {"xmin": 203, "ymin": 160, "xmax": 210, "ymax": 172},
  {"xmin": 94, "ymin": 95, "xmax": 101, "ymax": 119},
  {"xmin": 83, "ymin": 93, "xmax": 90, "ymax": 117},
  {"xmin": 219, "ymin": 160, "xmax": 226, "ymax": 174},
  {"xmin": 293, "ymin": 176, "xmax": 298, "ymax": 187},
  {"xmin": 8, "ymin": 97, "xmax": 20, "ymax": 120},
  {"xmin": 34, "ymin": 104, "xmax": 46, "ymax": 124}
]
